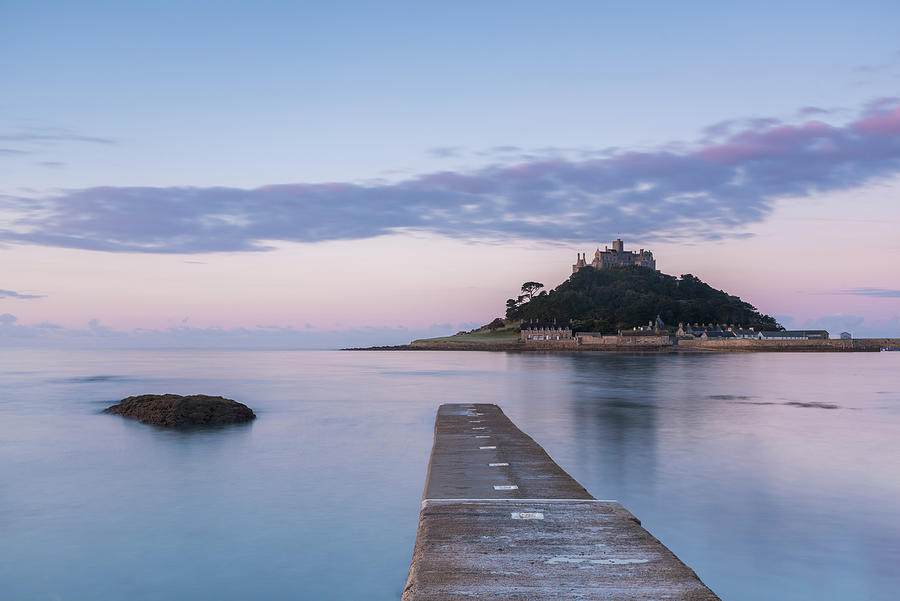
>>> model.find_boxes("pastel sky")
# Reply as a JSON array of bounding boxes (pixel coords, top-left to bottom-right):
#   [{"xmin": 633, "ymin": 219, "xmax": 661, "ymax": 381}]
[{"xmin": 2, "ymin": 1, "xmax": 900, "ymax": 347}]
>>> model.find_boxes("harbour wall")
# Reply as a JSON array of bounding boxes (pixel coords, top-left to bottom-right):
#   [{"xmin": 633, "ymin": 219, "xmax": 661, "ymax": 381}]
[{"xmin": 677, "ymin": 338, "xmax": 898, "ymax": 351}]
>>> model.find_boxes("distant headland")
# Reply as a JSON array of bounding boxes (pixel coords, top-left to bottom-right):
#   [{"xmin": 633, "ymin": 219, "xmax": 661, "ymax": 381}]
[{"xmin": 349, "ymin": 240, "xmax": 899, "ymax": 352}]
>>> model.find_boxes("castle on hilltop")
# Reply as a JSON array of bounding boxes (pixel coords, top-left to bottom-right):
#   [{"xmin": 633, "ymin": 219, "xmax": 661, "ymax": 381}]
[{"xmin": 572, "ymin": 239, "xmax": 656, "ymax": 273}]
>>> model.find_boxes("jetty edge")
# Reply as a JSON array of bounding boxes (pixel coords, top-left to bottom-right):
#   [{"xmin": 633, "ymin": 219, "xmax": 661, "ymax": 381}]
[{"xmin": 402, "ymin": 403, "xmax": 720, "ymax": 600}]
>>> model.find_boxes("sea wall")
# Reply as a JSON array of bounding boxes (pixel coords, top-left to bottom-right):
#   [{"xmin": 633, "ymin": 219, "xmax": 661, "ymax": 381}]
[
  {"xmin": 859, "ymin": 338, "xmax": 900, "ymax": 350},
  {"xmin": 577, "ymin": 333, "xmax": 671, "ymax": 346},
  {"xmin": 677, "ymin": 338, "xmax": 897, "ymax": 351},
  {"xmin": 517, "ymin": 339, "xmax": 578, "ymax": 350},
  {"xmin": 520, "ymin": 337, "xmax": 673, "ymax": 350}
]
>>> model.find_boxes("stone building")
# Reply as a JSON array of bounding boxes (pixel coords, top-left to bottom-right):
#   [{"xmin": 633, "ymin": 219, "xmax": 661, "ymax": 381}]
[
  {"xmin": 677, "ymin": 323, "xmax": 757, "ymax": 339},
  {"xmin": 573, "ymin": 239, "xmax": 656, "ymax": 273},
  {"xmin": 520, "ymin": 322, "xmax": 573, "ymax": 342},
  {"xmin": 676, "ymin": 323, "xmax": 829, "ymax": 340},
  {"xmin": 756, "ymin": 330, "xmax": 829, "ymax": 340},
  {"xmin": 625, "ymin": 316, "xmax": 666, "ymax": 333},
  {"xmin": 575, "ymin": 331, "xmax": 671, "ymax": 346}
]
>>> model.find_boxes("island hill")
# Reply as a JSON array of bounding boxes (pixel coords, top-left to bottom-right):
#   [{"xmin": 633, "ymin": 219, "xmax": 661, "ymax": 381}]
[{"xmin": 395, "ymin": 240, "xmax": 898, "ymax": 352}]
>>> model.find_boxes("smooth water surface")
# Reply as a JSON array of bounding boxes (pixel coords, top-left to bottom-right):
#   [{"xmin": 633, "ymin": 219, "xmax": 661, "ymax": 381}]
[{"xmin": 1, "ymin": 349, "xmax": 898, "ymax": 600}]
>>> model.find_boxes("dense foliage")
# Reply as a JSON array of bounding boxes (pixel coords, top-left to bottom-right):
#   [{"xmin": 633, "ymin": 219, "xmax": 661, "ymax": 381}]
[{"xmin": 505, "ymin": 266, "xmax": 780, "ymax": 334}]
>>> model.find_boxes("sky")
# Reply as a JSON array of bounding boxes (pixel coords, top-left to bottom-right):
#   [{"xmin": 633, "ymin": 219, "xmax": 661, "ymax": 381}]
[{"xmin": 2, "ymin": 1, "xmax": 900, "ymax": 347}]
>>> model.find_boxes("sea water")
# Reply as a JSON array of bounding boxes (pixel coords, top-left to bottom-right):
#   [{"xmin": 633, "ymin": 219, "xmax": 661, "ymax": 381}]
[{"xmin": 0, "ymin": 349, "xmax": 898, "ymax": 601}]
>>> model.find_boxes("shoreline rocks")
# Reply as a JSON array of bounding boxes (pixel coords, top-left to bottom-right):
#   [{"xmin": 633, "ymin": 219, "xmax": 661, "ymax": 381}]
[{"xmin": 103, "ymin": 394, "xmax": 256, "ymax": 427}]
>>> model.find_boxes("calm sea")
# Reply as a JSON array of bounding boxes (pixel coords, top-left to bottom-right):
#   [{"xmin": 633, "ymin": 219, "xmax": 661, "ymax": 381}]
[{"xmin": 1, "ymin": 349, "xmax": 898, "ymax": 600}]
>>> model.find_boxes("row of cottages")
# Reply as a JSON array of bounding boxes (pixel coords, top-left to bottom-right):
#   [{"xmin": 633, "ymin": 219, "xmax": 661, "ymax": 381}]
[
  {"xmin": 676, "ymin": 323, "xmax": 829, "ymax": 340},
  {"xmin": 520, "ymin": 322, "xmax": 573, "ymax": 341},
  {"xmin": 677, "ymin": 323, "xmax": 758, "ymax": 339}
]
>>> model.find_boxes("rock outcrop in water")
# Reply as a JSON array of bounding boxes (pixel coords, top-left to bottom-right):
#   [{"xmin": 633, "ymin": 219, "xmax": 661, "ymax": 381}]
[{"xmin": 103, "ymin": 394, "xmax": 256, "ymax": 427}]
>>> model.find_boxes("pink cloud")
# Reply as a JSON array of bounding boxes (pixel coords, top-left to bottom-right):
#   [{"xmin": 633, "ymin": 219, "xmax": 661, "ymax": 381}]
[
  {"xmin": 852, "ymin": 105, "xmax": 900, "ymax": 135},
  {"xmin": 697, "ymin": 121, "xmax": 838, "ymax": 164},
  {"xmin": 2, "ymin": 97, "xmax": 899, "ymax": 253}
]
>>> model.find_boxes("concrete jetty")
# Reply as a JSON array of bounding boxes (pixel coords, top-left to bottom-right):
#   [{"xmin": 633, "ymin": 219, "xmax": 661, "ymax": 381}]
[{"xmin": 402, "ymin": 403, "xmax": 720, "ymax": 600}]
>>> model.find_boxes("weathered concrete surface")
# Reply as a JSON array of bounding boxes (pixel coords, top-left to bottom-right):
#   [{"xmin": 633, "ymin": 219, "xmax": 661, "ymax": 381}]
[
  {"xmin": 423, "ymin": 404, "xmax": 592, "ymax": 500},
  {"xmin": 403, "ymin": 403, "xmax": 720, "ymax": 601}
]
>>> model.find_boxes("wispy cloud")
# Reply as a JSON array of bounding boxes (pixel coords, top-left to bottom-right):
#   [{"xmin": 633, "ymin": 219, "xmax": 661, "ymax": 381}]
[
  {"xmin": 851, "ymin": 52, "xmax": 900, "ymax": 83},
  {"xmin": 0, "ymin": 288, "xmax": 46, "ymax": 299},
  {"xmin": 426, "ymin": 146, "xmax": 462, "ymax": 158},
  {"xmin": 796, "ymin": 106, "xmax": 836, "ymax": 117},
  {"xmin": 0, "ymin": 127, "xmax": 117, "ymax": 145},
  {"xmin": 830, "ymin": 288, "xmax": 900, "ymax": 298},
  {"xmin": 487, "ymin": 145, "xmax": 522, "ymax": 154},
  {"xmin": 1, "ymin": 98, "xmax": 899, "ymax": 253}
]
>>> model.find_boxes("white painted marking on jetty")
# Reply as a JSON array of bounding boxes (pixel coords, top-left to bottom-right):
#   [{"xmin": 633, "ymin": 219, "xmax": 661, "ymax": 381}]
[
  {"xmin": 472, "ymin": 426, "xmax": 486, "ymax": 430},
  {"xmin": 511, "ymin": 512, "xmax": 544, "ymax": 520},
  {"xmin": 489, "ymin": 462, "xmax": 509, "ymax": 467},
  {"xmin": 475, "ymin": 435, "xmax": 490, "ymax": 438},
  {"xmin": 468, "ymin": 420, "xmax": 482, "ymax": 423},
  {"xmin": 479, "ymin": 446, "xmax": 497, "ymax": 450},
  {"xmin": 493, "ymin": 485, "xmax": 519, "ymax": 490},
  {"xmin": 545, "ymin": 556, "xmax": 650, "ymax": 565}
]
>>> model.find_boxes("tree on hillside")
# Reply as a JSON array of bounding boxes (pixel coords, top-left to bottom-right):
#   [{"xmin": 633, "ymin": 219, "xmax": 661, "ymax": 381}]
[
  {"xmin": 520, "ymin": 282, "xmax": 544, "ymax": 302},
  {"xmin": 507, "ymin": 282, "xmax": 544, "ymax": 313}
]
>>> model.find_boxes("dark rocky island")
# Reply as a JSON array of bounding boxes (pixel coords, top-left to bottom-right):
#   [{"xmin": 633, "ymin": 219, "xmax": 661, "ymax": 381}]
[{"xmin": 103, "ymin": 394, "xmax": 256, "ymax": 427}]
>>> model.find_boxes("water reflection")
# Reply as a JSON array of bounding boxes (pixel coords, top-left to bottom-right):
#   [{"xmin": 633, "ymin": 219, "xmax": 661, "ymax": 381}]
[{"xmin": 566, "ymin": 355, "xmax": 662, "ymax": 500}]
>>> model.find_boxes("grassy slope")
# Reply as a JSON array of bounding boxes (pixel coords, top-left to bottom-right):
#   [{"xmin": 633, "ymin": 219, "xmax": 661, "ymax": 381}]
[{"xmin": 413, "ymin": 320, "xmax": 522, "ymax": 344}]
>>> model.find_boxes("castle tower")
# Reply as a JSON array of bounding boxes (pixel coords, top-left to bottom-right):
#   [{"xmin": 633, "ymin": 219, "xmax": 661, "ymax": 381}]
[
  {"xmin": 572, "ymin": 252, "xmax": 587, "ymax": 273},
  {"xmin": 571, "ymin": 239, "xmax": 658, "ymax": 273}
]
